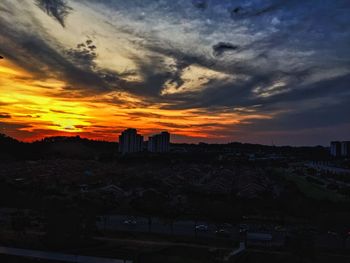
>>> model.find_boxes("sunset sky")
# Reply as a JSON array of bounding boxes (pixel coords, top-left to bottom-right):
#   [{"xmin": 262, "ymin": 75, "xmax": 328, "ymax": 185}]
[{"xmin": 0, "ymin": 0, "xmax": 349, "ymax": 145}]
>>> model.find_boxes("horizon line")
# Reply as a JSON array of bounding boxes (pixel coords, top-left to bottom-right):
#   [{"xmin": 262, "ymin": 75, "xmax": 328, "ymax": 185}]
[{"xmin": 0, "ymin": 132, "xmax": 331, "ymax": 148}]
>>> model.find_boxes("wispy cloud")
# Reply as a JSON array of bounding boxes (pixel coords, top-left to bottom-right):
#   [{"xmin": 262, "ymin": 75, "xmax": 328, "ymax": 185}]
[
  {"xmin": 0, "ymin": 0, "xmax": 349, "ymax": 144},
  {"xmin": 35, "ymin": 0, "xmax": 72, "ymax": 27}
]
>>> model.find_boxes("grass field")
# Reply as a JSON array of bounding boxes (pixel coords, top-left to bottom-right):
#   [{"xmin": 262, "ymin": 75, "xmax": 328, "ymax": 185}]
[{"xmin": 284, "ymin": 173, "xmax": 349, "ymax": 202}]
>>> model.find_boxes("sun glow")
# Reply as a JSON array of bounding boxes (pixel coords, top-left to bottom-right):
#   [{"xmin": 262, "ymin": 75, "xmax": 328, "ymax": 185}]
[{"xmin": 0, "ymin": 59, "xmax": 270, "ymax": 142}]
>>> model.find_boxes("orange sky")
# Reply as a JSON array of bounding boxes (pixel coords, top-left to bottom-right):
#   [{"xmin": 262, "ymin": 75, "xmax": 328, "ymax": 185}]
[
  {"xmin": 0, "ymin": 59, "xmax": 269, "ymax": 142},
  {"xmin": 1, "ymin": 0, "xmax": 348, "ymax": 145},
  {"xmin": 0, "ymin": 0, "xmax": 275, "ymax": 143}
]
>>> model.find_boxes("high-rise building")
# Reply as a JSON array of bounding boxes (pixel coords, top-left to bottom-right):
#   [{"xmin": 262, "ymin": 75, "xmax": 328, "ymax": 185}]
[
  {"xmin": 148, "ymin": 131, "xmax": 170, "ymax": 153},
  {"xmin": 330, "ymin": 141, "xmax": 341, "ymax": 157},
  {"xmin": 341, "ymin": 141, "xmax": 350, "ymax": 157},
  {"xmin": 118, "ymin": 128, "xmax": 144, "ymax": 154}
]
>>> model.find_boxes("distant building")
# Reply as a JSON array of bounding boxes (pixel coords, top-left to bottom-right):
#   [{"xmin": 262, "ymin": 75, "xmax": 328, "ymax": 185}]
[
  {"xmin": 330, "ymin": 141, "xmax": 341, "ymax": 157},
  {"xmin": 341, "ymin": 141, "xmax": 350, "ymax": 157},
  {"xmin": 118, "ymin": 128, "xmax": 144, "ymax": 154},
  {"xmin": 148, "ymin": 131, "xmax": 170, "ymax": 153}
]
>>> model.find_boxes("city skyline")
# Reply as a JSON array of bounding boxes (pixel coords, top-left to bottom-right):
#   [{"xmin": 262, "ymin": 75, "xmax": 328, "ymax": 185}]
[{"xmin": 0, "ymin": 0, "xmax": 350, "ymax": 145}]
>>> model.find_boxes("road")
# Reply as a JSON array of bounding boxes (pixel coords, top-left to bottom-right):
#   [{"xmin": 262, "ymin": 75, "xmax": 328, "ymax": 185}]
[
  {"xmin": 0, "ymin": 246, "xmax": 132, "ymax": 263},
  {"xmin": 97, "ymin": 215, "xmax": 286, "ymax": 246},
  {"xmin": 98, "ymin": 215, "xmax": 239, "ymax": 239},
  {"xmin": 96, "ymin": 236, "xmax": 232, "ymax": 249}
]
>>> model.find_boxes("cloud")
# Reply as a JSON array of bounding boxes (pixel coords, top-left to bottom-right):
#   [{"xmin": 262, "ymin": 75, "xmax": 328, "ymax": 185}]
[
  {"xmin": 229, "ymin": 0, "xmax": 291, "ymax": 19},
  {"xmin": 66, "ymin": 39, "xmax": 97, "ymax": 70},
  {"xmin": 125, "ymin": 112, "xmax": 164, "ymax": 119},
  {"xmin": 35, "ymin": 0, "xmax": 72, "ymax": 27},
  {"xmin": 50, "ymin": 109, "xmax": 86, "ymax": 117},
  {"xmin": 1, "ymin": 0, "xmax": 350, "ymax": 144},
  {"xmin": 0, "ymin": 113, "xmax": 11, "ymax": 119},
  {"xmin": 192, "ymin": 0, "xmax": 207, "ymax": 10},
  {"xmin": 0, "ymin": 121, "xmax": 34, "ymax": 140},
  {"xmin": 212, "ymin": 42, "xmax": 239, "ymax": 56}
]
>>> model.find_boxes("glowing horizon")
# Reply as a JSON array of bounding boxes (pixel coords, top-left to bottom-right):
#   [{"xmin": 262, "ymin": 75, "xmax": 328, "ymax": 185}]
[{"xmin": 1, "ymin": 0, "xmax": 349, "ymax": 145}]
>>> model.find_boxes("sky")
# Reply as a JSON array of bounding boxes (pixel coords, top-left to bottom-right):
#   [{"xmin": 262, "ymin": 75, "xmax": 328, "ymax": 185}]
[{"xmin": 0, "ymin": 0, "xmax": 349, "ymax": 145}]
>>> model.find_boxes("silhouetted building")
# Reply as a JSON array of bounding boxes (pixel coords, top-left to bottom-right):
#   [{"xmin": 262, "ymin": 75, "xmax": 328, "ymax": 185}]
[
  {"xmin": 330, "ymin": 141, "xmax": 341, "ymax": 157},
  {"xmin": 119, "ymin": 128, "xmax": 143, "ymax": 154},
  {"xmin": 341, "ymin": 141, "xmax": 350, "ymax": 157},
  {"xmin": 148, "ymin": 131, "xmax": 170, "ymax": 153}
]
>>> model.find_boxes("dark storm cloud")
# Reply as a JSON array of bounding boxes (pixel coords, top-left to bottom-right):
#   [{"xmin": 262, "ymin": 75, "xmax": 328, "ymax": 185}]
[
  {"xmin": 121, "ymin": 43, "xmax": 219, "ymax": 99},
  {"xmin": 111, "ymin": 54, "xmax": 175, "ymax": 98},
  {"xmin": 247, "ymin": 97, "xmax": 350, "ymax": 132},
  {"xmin": 159, "ymin": 67, "xmax": 350, "ymax": 120},
  {"xmin": 121, "ymin": 19, "xmax": 302, "ymax": 102},
  {"xmin": 192, "ymin": 0, "xmax": 207, "ymax": 10},
  {"xmin": 66, "ymin": 40, "xmax": 97, "ymax": 69},
  {"xmin": 229, "ymin": 0, "xmax": 293, "ymax": 19},
  {"xmin": 254, "ymin": 73, "xmax": 350, "ymax": 109},
  {"xmin": 223, "ymin": 93, "xmax": 350, "ymax": 145},
  {"xmin": 35, "ymin": 0, "xmax": 72, "ymax": 27},
  {"xmin": 212, "ymin": 42, "xmax": 239, "ymax": 56},
  {"xmin": 88, "ymin": 45, "xmax": 96, "ymax": 51},
  {"xmin": 186, "ymin": 74, "xmax": 350, "ymax": 141}
]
